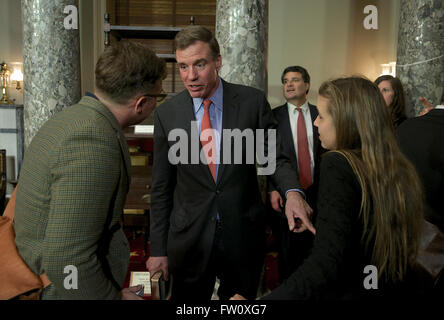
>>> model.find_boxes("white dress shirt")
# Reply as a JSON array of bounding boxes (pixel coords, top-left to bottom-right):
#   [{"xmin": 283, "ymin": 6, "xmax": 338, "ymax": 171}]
[{"xmin": 287, "ymin": 100, "xmax": 315, "ymax": 179}]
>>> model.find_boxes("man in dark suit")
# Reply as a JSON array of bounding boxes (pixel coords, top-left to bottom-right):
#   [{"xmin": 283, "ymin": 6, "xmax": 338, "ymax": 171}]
[
  {"xmin": 397, "ymin": 90, "xmax": 444, "ymax": 232},
  {"xmin": 267, "ymin": 66, "xmax": 324, "ymax": 281},
  {"xmin": 146, "ymin": 26, "xmax": 315, "ymax": 300}
]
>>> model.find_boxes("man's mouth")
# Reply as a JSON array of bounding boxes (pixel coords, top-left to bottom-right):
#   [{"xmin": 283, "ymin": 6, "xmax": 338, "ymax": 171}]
[{"xmin": 189, "ymin": 85, "xmax": 202, "ymax": 90}]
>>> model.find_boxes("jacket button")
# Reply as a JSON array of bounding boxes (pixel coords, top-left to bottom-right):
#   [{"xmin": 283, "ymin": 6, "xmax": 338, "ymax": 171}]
[{"xmin": 216, "ymin": 190, "xmax": 220, "ymax": 195}]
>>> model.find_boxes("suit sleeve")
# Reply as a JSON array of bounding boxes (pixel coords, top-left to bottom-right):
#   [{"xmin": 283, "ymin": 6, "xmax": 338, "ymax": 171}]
[
  {"xmin": 262, "ymin": 152, "xmax": 360, "ymax": 299},
  {"xmin": 256, "ymin": 93, "xmax": 301, "ymax": 194},
  {"xmin": 149, "ymin": 109, "xmax": 176, "ymax": 256},
  {"xmin": 265, "ymin": 107, "xmax": 277, "ymax": 194},
  {"xmin": 42, "ymin": 124, "xmax": 123, "ymax": 299},
  {"xmin": 266, "ymin": 177, "xmax": 278, "ymax": 193}
]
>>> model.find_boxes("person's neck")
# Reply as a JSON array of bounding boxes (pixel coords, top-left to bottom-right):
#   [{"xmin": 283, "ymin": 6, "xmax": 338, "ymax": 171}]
[
  {"xmin": 287, "ymin": 97, "xmax": 307, "ymax": 108},
  {"xmin": 202, "ymin": 77, "xmax": 220, "ymax": 100},
  {"xmin": 94, "ymin": 91, "xmax": 129, "ymax": 129}
]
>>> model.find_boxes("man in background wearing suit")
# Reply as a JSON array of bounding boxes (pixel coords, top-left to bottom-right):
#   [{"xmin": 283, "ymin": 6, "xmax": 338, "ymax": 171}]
[
  {"xmin": 267, "ymin": 66, "xmax": 324, "ymax": 282},
  {"xmin": 14, "ymin": 41, "xmax": 166, "ymax": 299},
  {"xmin": 146, "ymin": 26, "xmax": 315, "ymax": 300},
  {"xmin": 397, "ymin": 90, "xmax": 444, "ymax": 232}
]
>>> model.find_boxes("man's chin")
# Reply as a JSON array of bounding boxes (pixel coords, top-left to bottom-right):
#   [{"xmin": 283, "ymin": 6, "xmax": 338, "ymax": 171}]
[
  {"xmin": 188, "ymin": 90, "xmax": 204, "ymax": 99},
  {"xmin": 285, "ymin": 94, "xmax": 302, "ymax": 101}
]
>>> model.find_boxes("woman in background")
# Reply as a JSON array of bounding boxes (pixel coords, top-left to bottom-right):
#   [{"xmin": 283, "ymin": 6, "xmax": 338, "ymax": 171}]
[
  {"xmin": 375, "ymin": 75, "xmax": 407, "ymax": 128},
  {"xmin": 232, "ymin": 76, "xmax": 424, "ymax": 300}
]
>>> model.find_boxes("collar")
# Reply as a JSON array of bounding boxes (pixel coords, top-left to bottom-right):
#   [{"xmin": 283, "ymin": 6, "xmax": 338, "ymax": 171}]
[
  {"xmin": 79, "ymin": 96, "xmax": 123, "ymax": 135},
  {"xmin": 436, "ymin": 105, "xmax": 444, "ymax": 110},
  {"xmin": 85, "ymin": 91, "xmax": 99, "ymax": 100},
  {"xmin": 193, "ymin": 77, "xmax": 223, "ymax": 113},
  {"xmin": 287, "ymin": 100, "xmax": 309, "ymax": 113}
]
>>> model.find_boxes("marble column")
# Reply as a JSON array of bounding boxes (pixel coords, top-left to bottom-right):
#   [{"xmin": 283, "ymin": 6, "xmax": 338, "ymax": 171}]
[
  {"xmin": 396, "ymin": 0, "xmax": 444, "ymax": 117},
  {"xmin": 215, "ymin": 0, "xmax": 269, "ymax": 212},
  {"xmin": 216, "ymin": 0, "xmax": 268, "ymax": 93},
  {"xmin": 22, "ymin": 0, "xmax": 81, "ymax": 146}
]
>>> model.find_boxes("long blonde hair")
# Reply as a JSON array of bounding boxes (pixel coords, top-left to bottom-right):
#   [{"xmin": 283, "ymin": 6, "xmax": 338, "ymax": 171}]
[{"xmin": 319, "ymin": 76, "xmax": 423, "ymax": 282}]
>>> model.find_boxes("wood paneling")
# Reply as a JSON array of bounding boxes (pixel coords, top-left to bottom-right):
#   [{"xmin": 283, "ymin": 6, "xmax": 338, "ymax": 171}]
[
  {"xmin": 106, "ymin": 0, "xmax": 215, "ymax": 100},
  {"xmin": 107, "ymin": 0, "xmax": 215, "ymax": 27}
]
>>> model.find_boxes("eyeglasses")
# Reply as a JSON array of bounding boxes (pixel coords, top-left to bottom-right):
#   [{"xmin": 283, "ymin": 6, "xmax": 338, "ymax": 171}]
[{"xmin": 144, "ymin": 90, "xmax": 167, "ymax": 103}]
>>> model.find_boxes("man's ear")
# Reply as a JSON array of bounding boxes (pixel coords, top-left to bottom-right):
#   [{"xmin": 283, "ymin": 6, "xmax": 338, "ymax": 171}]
[
  {"xmin": 134, "ymin": 96, "xmax": 148, "ymax": 114},
  {"xmin": 305, "ymin": 83, "xmax": 310, "ymax": 95},
  {"xmin": 215, "ymin": 55, "xmax": 222, "ymax": 72}
]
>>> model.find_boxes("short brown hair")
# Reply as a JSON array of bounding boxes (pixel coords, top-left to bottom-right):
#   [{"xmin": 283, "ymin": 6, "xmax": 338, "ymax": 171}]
[
  {"xmin": 175, "ymin": 26, "xmax": 220, "ymax": 60},
  {"xmin": 281, "ymin": 65, "xmax": 311, "ymax": 94},
  {"xmin": 95, "ymin": 41, "xmax": 166, "ymax": 104}
]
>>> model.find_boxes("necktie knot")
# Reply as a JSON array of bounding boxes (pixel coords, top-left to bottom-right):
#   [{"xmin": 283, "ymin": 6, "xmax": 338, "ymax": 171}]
[{"xmin": 204, "ymin": 99, "xmax": 212, "ymax": 111}]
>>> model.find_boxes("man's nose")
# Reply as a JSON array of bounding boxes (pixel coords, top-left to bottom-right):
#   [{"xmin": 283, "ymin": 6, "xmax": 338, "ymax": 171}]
[{"xmin": 188, "ymin": 67, "xmax": 198, "ymax": 80}]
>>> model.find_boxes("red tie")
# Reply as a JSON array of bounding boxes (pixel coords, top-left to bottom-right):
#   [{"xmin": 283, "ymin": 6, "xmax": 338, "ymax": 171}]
[
  {"xmin": 201, "ymin": 99, "xmax": 217, "ymax": 182},
  {"xmin": 296, "ymin": 107, "xmax": 312, "ymax": 190}
]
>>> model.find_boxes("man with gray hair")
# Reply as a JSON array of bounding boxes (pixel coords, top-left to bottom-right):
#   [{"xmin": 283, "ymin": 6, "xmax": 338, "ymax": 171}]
[{"xmin": 147, "ymin": 26, "xmax": 314, "ymax": 300}]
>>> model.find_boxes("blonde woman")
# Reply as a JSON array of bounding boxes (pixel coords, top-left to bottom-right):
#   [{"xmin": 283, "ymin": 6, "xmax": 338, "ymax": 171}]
[{"xmin": 233, "ymin": 76, "xmax": 424, "ymax": 300}]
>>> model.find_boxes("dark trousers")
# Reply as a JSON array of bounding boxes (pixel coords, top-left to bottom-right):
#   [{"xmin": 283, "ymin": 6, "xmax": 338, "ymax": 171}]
[
  {"xmin": 267, "ymin": 208, "xmax": 314, "ymax": 282},
  {"xmin": 277, "ymin": 219, "xmax": 314, "ymax": 282},
  {"xmin": 171, "ymin": 220, "xmax": 249, "ymax": 301}
]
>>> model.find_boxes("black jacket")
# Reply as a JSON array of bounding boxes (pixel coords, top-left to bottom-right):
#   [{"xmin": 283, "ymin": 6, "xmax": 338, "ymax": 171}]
[{"xmin": 397, "ymin": 109, "xmax": 444, "ymax": 232}]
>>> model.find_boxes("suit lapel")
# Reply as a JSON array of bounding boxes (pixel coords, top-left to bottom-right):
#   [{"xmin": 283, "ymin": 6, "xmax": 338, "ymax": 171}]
[
  {"xmin": 308, "ymin": 103, "xmax": 320, "ymax": 161},
  {"xmin": 277, "ymin": 104, "xmax": 297, "ymax": 165},
  {"xmin": 218, "ymin": 80, "xmax": 240, "ymax": 186},
  {"xmin": 177, "ymin": 90, "xmax": 217, "ymax": 185},
  {"xmin": 174, "ymin": 90, "xmax": 196, "ymax": 138}
]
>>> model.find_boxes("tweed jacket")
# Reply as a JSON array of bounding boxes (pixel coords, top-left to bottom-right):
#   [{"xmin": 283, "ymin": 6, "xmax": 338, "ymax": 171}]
[{"xmin": 14, "ymin": 96, "xmax": 131, "ymax": 299}]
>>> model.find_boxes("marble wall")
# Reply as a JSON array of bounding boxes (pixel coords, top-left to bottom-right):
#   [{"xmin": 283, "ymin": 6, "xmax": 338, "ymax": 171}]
[
  {"xmin": 22, "ymin": 0, "xmax": 81, "ymax": 146},
  {"xmin": 396, "ymin": 0, "xmax": 444, "ymax": 116},
  {"xmin": 215, "ymin": 0, "xmax": 268, "ymax": 93}
]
